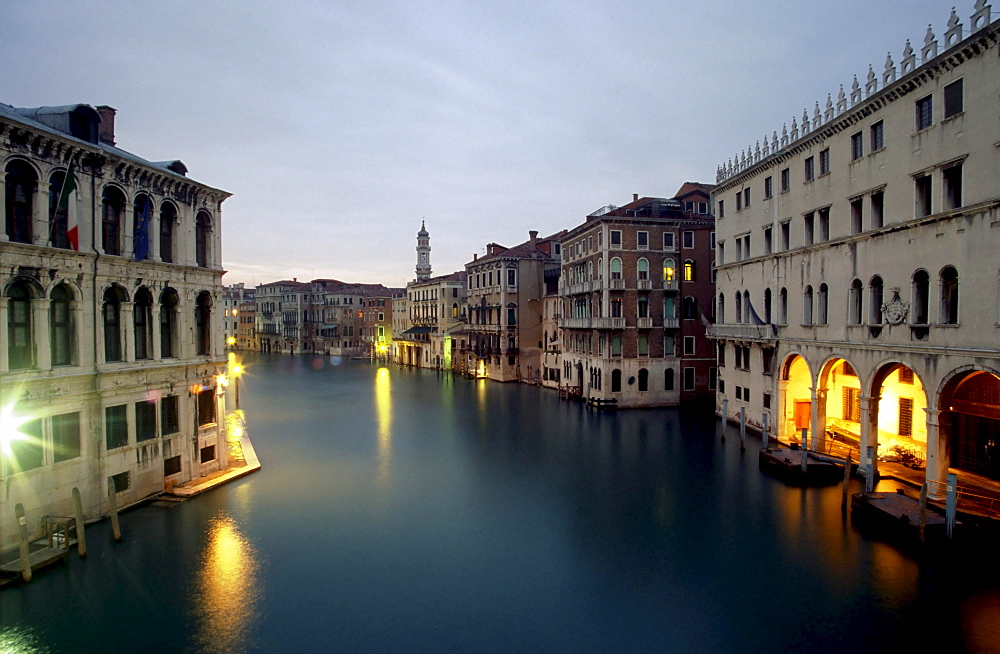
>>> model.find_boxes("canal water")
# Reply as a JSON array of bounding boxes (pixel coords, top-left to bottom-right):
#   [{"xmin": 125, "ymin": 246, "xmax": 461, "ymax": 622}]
[{"xmin": 2, "ymin": 353, "xmax": 998, "ymax": 653}]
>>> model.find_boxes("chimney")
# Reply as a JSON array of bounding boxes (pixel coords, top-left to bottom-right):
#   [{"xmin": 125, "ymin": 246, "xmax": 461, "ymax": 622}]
[
  {"xmin": 473, "ymin": 253, "xmax": 478, "ymax": 261},
  {"xmin": 633, "ymin": 193, "xmax": 639, "ymax": 202},
  {"xmin": 529, "ymin": 230, "xmax": 538, "ymax": 256},
  {"xmin": 95, "ymin": 105, "xmax": 117, "ymax": 146}
]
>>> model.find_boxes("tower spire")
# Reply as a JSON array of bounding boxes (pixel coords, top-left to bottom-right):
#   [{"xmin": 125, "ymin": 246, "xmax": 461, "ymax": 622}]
[{"xmin": 416, "ymin": 220, "xmax": 431, "ymax": 282}]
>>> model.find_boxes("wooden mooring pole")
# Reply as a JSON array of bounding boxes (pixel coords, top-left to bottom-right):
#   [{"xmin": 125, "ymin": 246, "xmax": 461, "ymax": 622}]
[
  {"xmin": 739, "ymin": 407, "xmax": 746, "ymax": 452},
  {"xmin": 841, "ymin": 451, "xmax": 852, "ymax": 511},
  {"xmin": 720, "ymin": 398, "xmax": 728, "ymax": 441},
  {"xmin": 107, "ymin": 478, "xmax": 122, "ymax": 542},
  {"xmin": 15, "ymin": 503, "xmax": 32, "ymax": 582},
  {"xmin": 918, "ymin": 482, "xmax": 928, "ymax": 545},
  {"xmin": 72, "ymin": 487, "xmax": 87, "ymax": 557},
  {"xmin": 800, "ymin": 428, "xmax": 809, "ymax": 473},
  {"xmin": 865, "ymin": 446, "xmax": 876, "ymax": 494},
  {"xmin": 945, "ymin": 472, "xmax": 958, "ymax": 540},
  {"xmin": 761, "ymin": 413, "xmax": 770, "ymax": 451}
]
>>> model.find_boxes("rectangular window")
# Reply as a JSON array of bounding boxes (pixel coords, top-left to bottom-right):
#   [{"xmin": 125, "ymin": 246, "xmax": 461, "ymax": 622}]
[
  {"xmin": 159, "ymin": 395, "xmax": 179, "ymax": 436},
  {"xmin": 684, "ymin": 201, "xmax": 694, "ymax": 212},
  {"xmin": 851, "ymin": 132, "xmax": 863, "ymax": 160},
  {"xmin": 763, "ymin": 393, "xmax": 771, "ymax": 409},
  {"xmin": 105, "ymin": 405, "xmax": 128, "ymax": 450},
  {"xmin": 944, "ymin": 79, "xmax": 963, "ymax": 119},
  {"xmin": 916, "ymin": 95, "xmax": 933, "ymax": 130},
  {"xmin": 710, "ymin": 232, "xmax": 716, "ymax": 249},
  {"xmin": 743, "ymin": 187, "xmax": 750, "ymax": 207},
  {"xmin": 135, "ymin": 400, "xmax": 157, "ymax": 442},
  {"xmin": 197, "ymin": 388, "xmax": 216, "ymax": 427},
  {"xmin": 52, "ymin": 412, "xmax": 81, "ymax": 463},
  {"xmin": 736, "ymin": 191, "xmax": 742, "ymax": 211},
  {"xmin": 762, "ymin": 348, "xmax": 774, "ymax": 375},
  {"xmin": 683, "ymin": 367, "xmax": 695, "ymax": 391},
  {"xmin": 843, "ymin": 387, "xmax": 861, "ymax": 422},
  {"xmin": 943, "ymin": 163, "xmax": 962, "ymax": 210},
  {"xmin": 683, "ymin": 335, "xmax": 695, "ymax": 355},
  {"xmin": 871, "ymin": 191, "xmax": 884, "ymax": 228},
  {"xmin": 764, "ymin": 226, "xmax": 772, "ymax": 254},
  {"xmin": 764, "ymin": 176, "xmax": 773, "ymax": 199},
  {"xmin": 899, "ymin": 367, "xmax": 914, "ymax": 384},
  {"xmin": 915, "ymin": 174, "xmax": 932, "ymax": 217},
  {"xmin": 850, "ymin": 198, "xmax": 863, "ymax": 234},
  {"xmin": 610, "ymin": 230, "xmax": 622, "ymax": 248},
  {"xmin": 682, "ymin": 231, "xmax": 694, "ymax": 249},
  {"xmin": 637, "ymin": 231, "xmax": 648, "ymax": 250},
  {"xmin": 709, "ymin": 367, "xmax": 717, "ymax": 390},
  {"xmin": 780, "ymin": 168, "xmax": 790, "ymax": 192},
  {"xmin": 898, "ymin": 398, "xmax": 913, "ymax": 436},
  {"xmin": 780, "ymin": 221, "xmax": 790, "ymax": 250},
  {"xmin": 638, "ymin": 335, "xmax": 649, "ymax": 356},
  {"xmin": 507, "ymin": 269, "xmax": 516, "ymax": 286},
  {"xmin": 819, "ymin": 148, "xmax": 830, "ymax": 175},
  {"xmin": 698, "ymin": 202, "xmax": 708, "ymax": 214},
  {"xmin": 718, "ymin": 200, "xmax": 724, "ymax": 218},
  {"xmin": 804, "ymin": 212, "xmax": 814, "ymax": 245},
  {"xmin": 804, "ymin": 156, "xmax": 815, "ymax": 181},
  {"xmin": 111, "ymin": 471, "xmax": 130, "ymax": 493},
  {"xmin": 200, "ymin": 445, "xmax": 216, "ymax": 463},
  {"xmin": 663, "ymin": 232, "xmax": 675, "ymax": 250},
  {"xmin": 10, "ymin": 418, "xmax": 43, "ymax": 470},
  {"xmin": 164, "ymin": 455, "xmax": 182, "ymax": 477},
  {"xmin": 819, "ymin": 207, "xmax": 830, "ymax": 242},
  {"xmin": 870, "ymin": 120, "xmax": 884, "ymax": 151}
]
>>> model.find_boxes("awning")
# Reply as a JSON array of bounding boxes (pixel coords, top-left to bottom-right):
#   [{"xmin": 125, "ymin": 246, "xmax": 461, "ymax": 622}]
[
  {"xmin": 320, "ymin": 324, "xmax": 339, "ymax": 330},
  {"xmin": 401, "ymin": 326, "xmax": 434, "ymax": 335}
]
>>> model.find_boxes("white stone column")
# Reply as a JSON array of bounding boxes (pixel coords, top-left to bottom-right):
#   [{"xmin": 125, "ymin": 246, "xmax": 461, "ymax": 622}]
[
  {"xmin": 0, "ymin": 170, "xmax": 7, "ymax": 241},
  {"xmin": 33, "ymin": 181, "xmax": 50, "ymax": 246},
  {"xmin": 0, "ymin": 298, "xmax": 9, "ymax": 371},
  {"xmin": 810, "ymin": 386, "xmax": 828, "ymax": 450},
  {"xmin": 71, "ymin": 300, "xmax": 85, "ymax": 366},
  {"xmin": 149, "ymin": 206, "xmax": 161, "ymax": 262},
  {"xmin": 777, "ymin": 378, "xmax": 790, "ymax": 441},
  {"xmin": 150, "ymin": 304, "xmax": 162, "ymax": 361},
  {"xmin": 860, "ymin": 394, "xmax": 881, "ymax": 477},
  {"xmin": 122, "ymin": 303, "xmax": 135, "ymax": 363},
  {"xmin": 924, "ymin": 407, "xmax": 948, "ymax": 499},
  {"xmin": 32, "ymin": 299, "xmax": 51, "ymax": 370}
]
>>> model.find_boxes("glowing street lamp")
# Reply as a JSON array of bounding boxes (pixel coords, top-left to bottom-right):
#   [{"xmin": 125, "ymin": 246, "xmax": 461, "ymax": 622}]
[{"xmin": 0, "ymin": 403, "xmax": 31, "ymax": 457}]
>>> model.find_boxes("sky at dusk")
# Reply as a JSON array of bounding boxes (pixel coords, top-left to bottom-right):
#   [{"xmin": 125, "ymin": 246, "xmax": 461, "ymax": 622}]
[{"xmin": 4, "ymin": 0, "xmax": 954, "ymax": 288}]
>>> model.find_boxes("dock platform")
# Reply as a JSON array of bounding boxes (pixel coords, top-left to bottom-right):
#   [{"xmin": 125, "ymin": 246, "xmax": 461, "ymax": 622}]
[
  {"xmin": 851, "ymin": 490, "xmax": 948, "ymax": 545},
  {"xmin": 759, "ymin": 447, "xmax": 845, "ymax": 486}
]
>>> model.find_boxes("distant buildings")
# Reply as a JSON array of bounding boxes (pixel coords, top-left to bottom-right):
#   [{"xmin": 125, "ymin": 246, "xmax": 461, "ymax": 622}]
[
  {"xmin": 1, "ymin": 102, "xmax": 232, "ymax": 550},
  {"xmin": 709, "ymin": 3, "xmax": 1000, "ymax": 486}
]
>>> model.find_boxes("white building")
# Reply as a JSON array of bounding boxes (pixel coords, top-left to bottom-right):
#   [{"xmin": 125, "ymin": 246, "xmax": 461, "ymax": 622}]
[
  {"xmin": 1, "ymin": 102, "xmax": 231, "ymax": 551},
  {"xmin": 709, "ymin": 4, "xmax": 1000, "ymax": 488}
]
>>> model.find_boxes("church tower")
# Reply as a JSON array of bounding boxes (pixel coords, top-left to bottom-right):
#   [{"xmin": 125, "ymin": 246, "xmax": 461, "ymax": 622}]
[{"xmin": 416, "ymin": 220, "xmax": 432, "ymax": 281}]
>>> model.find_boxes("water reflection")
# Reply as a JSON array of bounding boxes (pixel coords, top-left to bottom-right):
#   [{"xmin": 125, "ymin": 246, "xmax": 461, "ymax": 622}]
[
  {"xmin": 191, "ymin": 513, "xmax": 262, "ymax": 654},
  {"xmin": 375, "ymin": 367, "xmax": 392, "ymax": 491},
  {"xmin": 0, "ymin": 626, "xmax": 50, "ymax": 654}
]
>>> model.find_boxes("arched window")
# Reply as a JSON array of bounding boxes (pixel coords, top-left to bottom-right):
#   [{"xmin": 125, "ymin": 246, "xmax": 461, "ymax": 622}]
[
  {"xmin": 7, "ymin": 280, "xmax": 35, "ymax": 369},
  {"xmin": 102, "ymin": 187, "xmax": 126, "ymax": 255},
  {"xmin": 663, "ymin": 258, "xmax": 675, "ymax": 282},
  {"xmin": 587, "ymin": 261, "xmax": 593, "ymax": 281},
  {"xmin": 196, "ymin": 291, "xmax": 212, "ymax": 355},
  {"xmin": 134, "ymin": 288, "xmax": 153, "ymax": 360},
  {"xmin": 638, "ymin": 368, "xmax": 649, "ymax": 391},
  {"xmin": 160, "ymin": 288, "xmax": 179, "ymax": 358},
  {"xmin": 683, "ymin": 260, "xmax": 695, "ymax": 281},
  {"xmin": 452, "ymin": 303, "xmax": 458, "ymax": 318},
  {"xmin": 5, "ymin": 160, "xmax": 36, "ymax": 244},
  {"xmin": 803, "ymin": 285, "xmax": 814, "ymax": 325},
  {"xmin": 683, "ymin": 296, "xmax": 696, "ymax": 320},
  {"xmin": 764, "ymin": 288, "xmax": 772, "ymax": 324},
  {"xmin": 912, "ymin": 269, "xmax": 929, "ymax": 324},
  {"xmin": 48, "ymin": 170, "xmax": 71, "ymax": 249},
  {"xmin": 717, "ymin": 293, "xmax": 725, "ymax": 323},
  {"xmin": 779, "ymin": 287, "xmax": 788, "ymax": 324},
  {"xmin": 637, "ymin": 258, "xmax": 649, "ymax": 280},
  {"xmin": 849, "ymin": 279, "xmax": 863, "ymax": 324},
  {"xmin": 665, "ymin": 368, "xmax": 675, "ymax": 390},
  {"xmin": 196, "ymin": 212, "xmax": 211, "ymax": 267},
  {"xmin": 817, "ymin": 283, "xmax": 829, "ymax": 325},
  {"xmin": 638, "ymin": 335, "xmax": 648, "ymax": 356},
  {"xmin": 940, "ymin": 266, "xmax": 959, "ymax": 324},
  {"xmin": 611, "ymin": 297, "xmax": 622, "ymax": 318},
  {"xmin": 133, "ymin": 194, "xmax": 152, "ymax": 260},
  {"xmin": 869, "ymin": 275, "xmax": 884, "ymax": 324},
  {"xmin": 103, "ymin": 287, "xmax": 125, "ymax": 362},
  {"xmin": 597, "ymin": 257, "xmax": 603, "ymax": 280},
  {"xmin": 160, "ymin": 202, "xmax": 176, "ymax": 263},
  {"xmin": 50, "ymin": 284, "xmax": 74, "ymax": 366},
  {"xmin": 637, "ymin": 296, "xmax": 649, "ymax": 318},
  {"xmin": 735, "ymin": 292, "xmax": 743, "ymax": 323},
  {"xmin": 611, "ymin": 369, "xmax": 622, "ymax": 392},
  {"xmin": 611, "ymin": 336, "xmax": 622, "ymax": 356},
  {"xmin": 610, "ymin": 257, "xmax": 622, "ymax": 280}
]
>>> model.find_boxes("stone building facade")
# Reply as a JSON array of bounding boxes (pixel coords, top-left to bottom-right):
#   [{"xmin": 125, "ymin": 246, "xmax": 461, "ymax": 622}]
[
  {"xmin": 1, "ymin": 102, "xmax": 230, "ymax": 550},
  {"xmin": 558, "ymin": 187, "xmax": 716, "ymax": 408},
  {"xmin": 709, "ymin": 4, "xmax": 1000, "ymax": 486}
]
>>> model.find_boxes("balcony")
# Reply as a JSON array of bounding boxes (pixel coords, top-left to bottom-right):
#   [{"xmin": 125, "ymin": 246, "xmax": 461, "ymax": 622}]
[
  {"xmin": 560, "ymin": 317, "xmax": 592, "ymax": 329},
  {"xmin": 637, "ymin": 279, "xmax": 652, "ymax": 291},
  {"xmin": 564, "ymin": 281, "xmax": 595, "ymax": 295},
  {"xmin": 706, "ymin": 323, "xmax": 777, "ymax": 341},
  {"xmin": 467, "ymin": 323, "xmax": 502, "ymax": 333},
  {"xmin": 609, "ymin": 278, "xmax": 625, "ymax": 290},
  {"xmin": 663, "ymin": 317, "xmax": 679, "ymax": 329},
  {"xmin": 662, "ymin": 279, "xmax": 678, "ymax": 292},
  {"xmin": 637, "ymin": 317, "xmax": 653, "ymax": 329}
]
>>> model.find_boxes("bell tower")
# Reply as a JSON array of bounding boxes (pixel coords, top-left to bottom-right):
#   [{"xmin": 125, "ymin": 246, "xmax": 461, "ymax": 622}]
[{"xmin": 416, "ymin": 220, "xmax": 431, "ymax": 281}]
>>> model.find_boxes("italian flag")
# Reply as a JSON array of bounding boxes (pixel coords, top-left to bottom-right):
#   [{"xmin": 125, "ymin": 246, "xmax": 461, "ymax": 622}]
[{"xmin": 58, "ymin": 161, "xmax": 79, "ymax": 251}]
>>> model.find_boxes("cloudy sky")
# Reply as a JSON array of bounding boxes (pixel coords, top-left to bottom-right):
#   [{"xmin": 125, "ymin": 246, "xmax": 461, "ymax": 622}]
[{"xmin": 5, "ymin": 0, "xmax": 954, "ymax": 288}]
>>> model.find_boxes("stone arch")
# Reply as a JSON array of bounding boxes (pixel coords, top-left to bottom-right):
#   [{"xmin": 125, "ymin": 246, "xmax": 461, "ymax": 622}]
[
  {"xmin": 935, "ymin": 365, "xmax": 1000, "ymax": 483},
  {"xmin": 779, "ymin": 352, "xmax": 814, "ymax": 442}
]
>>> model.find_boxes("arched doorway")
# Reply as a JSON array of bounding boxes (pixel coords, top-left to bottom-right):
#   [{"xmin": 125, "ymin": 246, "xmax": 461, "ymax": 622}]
[
  {"xmin": 940, "ymin": 370, "xmax": 1000, "ymax": 482},
  {"xmin": 779, "ymin": 354, "xmax": 812, "ymax": 443},
  {"xmin": 870, "ymin": 362, "xmax": 928, "ymax": 463}
]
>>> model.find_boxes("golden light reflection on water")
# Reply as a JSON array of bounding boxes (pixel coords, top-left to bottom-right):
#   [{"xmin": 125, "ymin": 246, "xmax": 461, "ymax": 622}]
[
  {"xmin": 192, "ymin": 513, "xmax": 262, "ymax": 654},
  {"xmin": 0, "ymin": 626, "xmax": 50, "ymax": 653},
  {"xmin": 375, "ymin": 367, "xmax": 392, "ymax": 490}
]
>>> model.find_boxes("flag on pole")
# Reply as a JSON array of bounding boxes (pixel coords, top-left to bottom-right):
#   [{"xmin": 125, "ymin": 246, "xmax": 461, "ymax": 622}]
[
  {"xmin": 696, "ymin": 300, "xmax": 714, "ymax": 327},
  {"xmin": 746, "ymin": 297, "xmax": 766, "ymax": 325},
  {"xmin": 56, "ymin": 161, "xmax": 79, "ymax": 251},
  {"xmin": 134, "ymin": 194, "xmax": 152, "ymax": 261}
]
